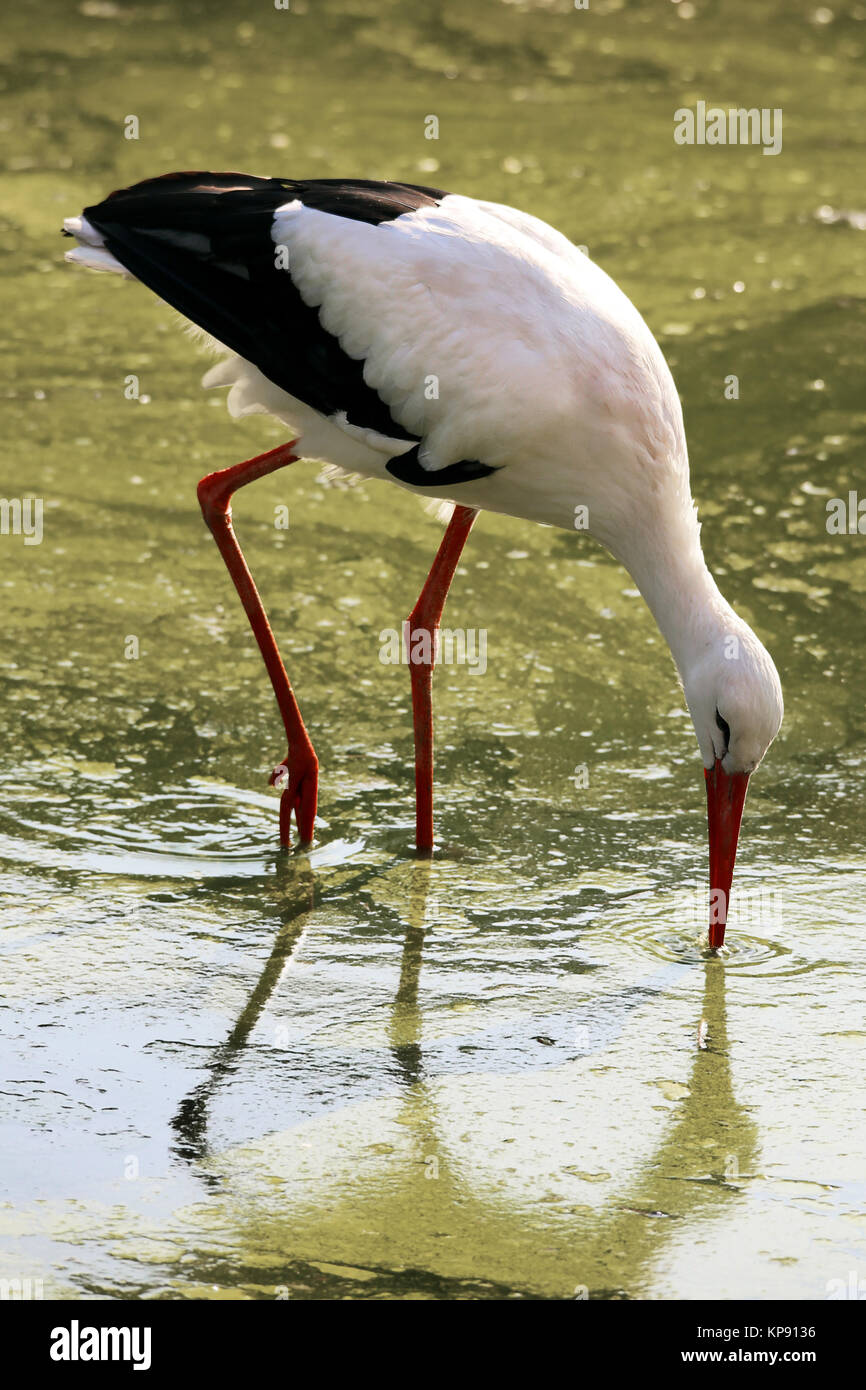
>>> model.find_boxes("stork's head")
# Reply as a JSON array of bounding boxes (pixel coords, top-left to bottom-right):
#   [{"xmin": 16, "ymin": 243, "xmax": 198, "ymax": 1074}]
[{"xmin": 681, "ymin": 622, "xmax": 783, "ymax": 948}]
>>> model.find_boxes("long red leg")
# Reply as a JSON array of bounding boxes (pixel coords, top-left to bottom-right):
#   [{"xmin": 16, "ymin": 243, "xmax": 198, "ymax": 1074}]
[
  {"xmin": 197, "ymin": 440, "xmax": 318, "ymax": 847},
  {"xmin": 406, "ymin": 504, "xmax": 478, "ymax": 851}
]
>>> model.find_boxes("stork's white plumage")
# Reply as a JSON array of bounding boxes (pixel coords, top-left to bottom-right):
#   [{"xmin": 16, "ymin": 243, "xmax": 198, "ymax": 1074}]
[{"xmin": 63, "ymin": 172, "xmax": 783, "ymax": 946}]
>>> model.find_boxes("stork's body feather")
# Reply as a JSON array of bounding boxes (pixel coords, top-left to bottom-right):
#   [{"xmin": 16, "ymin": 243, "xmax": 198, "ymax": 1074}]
[{"xmin": 64, "ymin": 172, "xmax": 690, "ymax": 549}]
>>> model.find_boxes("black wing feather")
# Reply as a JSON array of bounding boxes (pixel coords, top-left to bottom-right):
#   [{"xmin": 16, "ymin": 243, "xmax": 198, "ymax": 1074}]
[{"xmin": 82, "ymin": 172, "xmax": 447, "ymax": 440}]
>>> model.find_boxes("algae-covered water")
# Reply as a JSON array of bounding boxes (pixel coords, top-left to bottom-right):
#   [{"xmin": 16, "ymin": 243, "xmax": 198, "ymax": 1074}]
[{"xmin": 1, "ymin": 0, "xmax": 865, "ymax": 1300}]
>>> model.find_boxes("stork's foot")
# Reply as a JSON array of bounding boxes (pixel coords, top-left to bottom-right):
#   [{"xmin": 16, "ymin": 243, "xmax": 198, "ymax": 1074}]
[{"xmin": 269, "ymin": 751, "xmax": 318, "ymax": 847}]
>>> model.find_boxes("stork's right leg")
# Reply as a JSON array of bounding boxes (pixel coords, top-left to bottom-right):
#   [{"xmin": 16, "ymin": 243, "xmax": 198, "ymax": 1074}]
[
  {"xmin": 197, "ymin": 440, "xmax": 318, "ymax": 846},
  {"xmin": 406, "ymin": 505, "xmax": 478, "ymax": 851}
]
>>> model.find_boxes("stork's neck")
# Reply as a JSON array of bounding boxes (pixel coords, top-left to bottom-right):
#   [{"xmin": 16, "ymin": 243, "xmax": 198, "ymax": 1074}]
[{"xmin": 609, "ymin": 516, "xmax": 740, "ymax": 685}]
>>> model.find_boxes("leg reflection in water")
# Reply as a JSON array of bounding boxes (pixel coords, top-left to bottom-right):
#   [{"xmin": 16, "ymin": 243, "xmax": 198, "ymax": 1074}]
[
  {"xmin": 170, "ymin": 856, "xmax": 318, "ymax": 1168},
  {"xmin": 169, "ymin": 852, "xmax": 420, "ymax": 1168}
]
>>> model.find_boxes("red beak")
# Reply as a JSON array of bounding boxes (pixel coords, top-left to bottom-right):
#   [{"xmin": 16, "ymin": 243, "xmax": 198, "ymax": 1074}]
[{"xmin": 705, "ymin": 758, "xmax": 750, "ymax": 949}]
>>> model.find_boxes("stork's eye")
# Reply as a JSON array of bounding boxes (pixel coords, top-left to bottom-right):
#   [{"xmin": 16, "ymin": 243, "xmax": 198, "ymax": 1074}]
[{"xmin": 715, "ymin": 709, "xmax": 731, "ymax": 748}]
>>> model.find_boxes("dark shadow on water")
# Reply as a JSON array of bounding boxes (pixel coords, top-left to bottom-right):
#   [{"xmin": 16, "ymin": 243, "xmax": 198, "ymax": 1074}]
[
  {"xmin": 568, "ymin": 958, "xmax": 760, "ymax": 1297},
  {"xmin": 169, "ymin": 845, "xmax": 757, "ymax": 1297},
  {"xmin": 169, "ymin": 850, "xmax": 415, "ymax": 1169},
  {"xmin": 170, "ymin": 855, "xmax": 318, "ymax": 1170},
  {"xmin": 385, "ymin": 860, "xmax": 433, "ymax": 1089}
]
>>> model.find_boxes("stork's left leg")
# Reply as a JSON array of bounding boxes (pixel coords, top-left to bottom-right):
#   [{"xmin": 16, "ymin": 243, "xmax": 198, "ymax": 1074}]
[
  {"xmin": 197, "ymin": 440, "xmax": 318, "ymax": 847},
  {"xmin": 406, "ymin": 505, "xmax": 478, "ymax": 851}
]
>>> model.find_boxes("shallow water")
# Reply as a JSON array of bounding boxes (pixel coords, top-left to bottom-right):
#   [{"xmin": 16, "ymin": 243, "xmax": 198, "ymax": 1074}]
[{"xmin": 1, "ymin": 0, "xmax": 865, "ymax": 1299}]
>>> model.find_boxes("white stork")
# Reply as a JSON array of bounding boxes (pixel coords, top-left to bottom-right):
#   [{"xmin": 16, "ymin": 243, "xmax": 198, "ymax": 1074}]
[{"xmin": 63, "ymin": 172, "xmax": 783, "ymax": 947}]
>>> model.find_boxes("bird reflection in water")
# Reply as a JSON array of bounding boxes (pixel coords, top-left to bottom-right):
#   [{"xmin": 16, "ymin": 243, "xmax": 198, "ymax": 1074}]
[{"xmin": 170, "ymin": 855, "xmax": 757, "ymax": 1294}]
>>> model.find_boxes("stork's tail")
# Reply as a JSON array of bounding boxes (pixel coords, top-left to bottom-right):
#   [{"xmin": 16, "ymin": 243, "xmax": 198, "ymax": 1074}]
[{"xmin": 62, "ymin": 216, "xmax": 133, "ymax": 277}]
